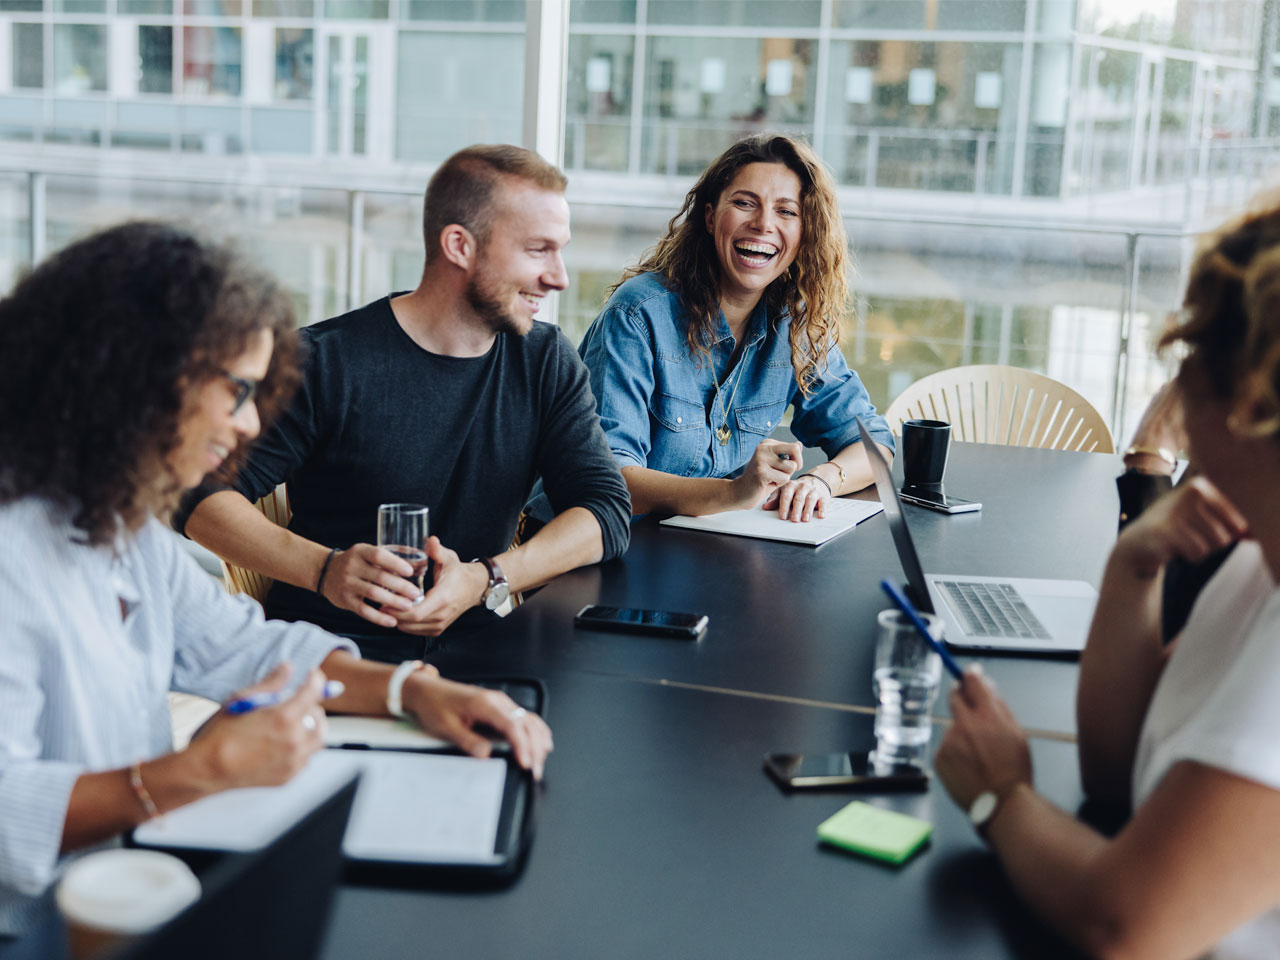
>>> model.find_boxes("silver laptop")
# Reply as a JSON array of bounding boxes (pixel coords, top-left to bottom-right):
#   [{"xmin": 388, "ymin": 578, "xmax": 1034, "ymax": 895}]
[{"xmin": 857, "ymin": 417, "xmax": 1097, "ymax": 654}]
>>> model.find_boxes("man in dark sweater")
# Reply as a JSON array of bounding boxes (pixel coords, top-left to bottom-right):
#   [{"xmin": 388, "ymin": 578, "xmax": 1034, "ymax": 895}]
[{"xmin": 178, "ymin": 145, "xmax": 630, "ymax": 660}]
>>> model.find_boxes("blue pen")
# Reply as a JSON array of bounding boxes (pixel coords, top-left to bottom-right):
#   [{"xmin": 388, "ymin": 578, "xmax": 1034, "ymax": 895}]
[
  {"xmin": 225, "ymin": 679, "xmax": 346, "ymax": 715},
  {"xmin": 879, "ymin": 578, "xmax": 965, "ymax": 680}
]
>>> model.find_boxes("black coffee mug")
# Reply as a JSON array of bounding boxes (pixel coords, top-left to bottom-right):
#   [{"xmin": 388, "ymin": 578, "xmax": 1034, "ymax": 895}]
[{"xmin": 901, "ymin": 419, "xmax": 951, "ymax": 486}]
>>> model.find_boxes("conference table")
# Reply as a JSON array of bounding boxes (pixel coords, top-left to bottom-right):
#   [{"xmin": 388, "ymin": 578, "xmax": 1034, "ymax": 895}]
[{"xmin": 320, "ymin": 441, "xmax": 1119, "ymax": 960}]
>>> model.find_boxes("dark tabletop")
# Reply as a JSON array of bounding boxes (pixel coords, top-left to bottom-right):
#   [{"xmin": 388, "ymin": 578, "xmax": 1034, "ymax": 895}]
[
  {"xmin": 321, "ymin": 669, "xmax": 1086, "ymax": 960},
  {"xmin": 437, "ymin": 442, "xmax": 1120, "ymax": 737}
]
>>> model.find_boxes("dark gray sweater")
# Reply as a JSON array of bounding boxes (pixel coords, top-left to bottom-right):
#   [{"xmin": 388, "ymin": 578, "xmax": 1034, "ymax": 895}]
[{"xmin": 178, "ymin": 296, "xmax": 630, "ymax": 649}]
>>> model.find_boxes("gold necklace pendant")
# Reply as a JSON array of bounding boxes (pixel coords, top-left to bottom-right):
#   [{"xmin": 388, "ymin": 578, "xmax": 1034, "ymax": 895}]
[{"xmin": 716, "ymin": 425, "xmax": 732, "ymax": 445}]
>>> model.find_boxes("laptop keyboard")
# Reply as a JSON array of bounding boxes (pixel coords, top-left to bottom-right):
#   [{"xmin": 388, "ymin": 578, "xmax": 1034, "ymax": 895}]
[{"xmin": 938, "ymin": 581, "xmax": 1052, "ymax": 640}]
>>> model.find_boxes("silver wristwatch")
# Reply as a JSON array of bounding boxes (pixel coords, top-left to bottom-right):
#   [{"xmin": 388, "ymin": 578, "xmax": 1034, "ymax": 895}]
[{"xmin": 473, "ymin": 556, "xmax": 510, "ymax": 611}]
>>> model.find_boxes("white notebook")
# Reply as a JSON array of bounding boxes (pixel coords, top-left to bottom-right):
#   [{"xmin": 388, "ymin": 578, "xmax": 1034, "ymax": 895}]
[
  {"xmin": 134, "ymin": 749, "xmax": 508, "ymax": 864},
  {"xmin": 659, "ymin": 497, "xmax": 884, "ymax": 546}
]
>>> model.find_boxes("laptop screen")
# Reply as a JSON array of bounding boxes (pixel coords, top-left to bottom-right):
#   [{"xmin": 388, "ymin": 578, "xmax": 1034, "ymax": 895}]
[{"xmin": 856, "ymin": 416, "xmax": 935, "ymax": 614}]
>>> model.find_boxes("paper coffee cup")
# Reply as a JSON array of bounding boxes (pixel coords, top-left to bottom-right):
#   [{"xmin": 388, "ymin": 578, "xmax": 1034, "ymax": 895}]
[{"xmin": 56, "ymin": 850, "xmax": 201, "ymax": 959}]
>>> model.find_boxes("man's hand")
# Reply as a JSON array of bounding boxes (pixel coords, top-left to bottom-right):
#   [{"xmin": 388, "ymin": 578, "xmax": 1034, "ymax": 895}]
[
  {"xmin": 1112, "ymin": 476, "xmax": 1247, "ymax": 580},
  {"xmin": 401, "ymin": 672, "xmax": 554, "ymax": 780},
  {"xmin": 319, "ymin": 543, "xmax": 421, "ymax": 630},
  {"xmin": 392, "ymin": 536, "xmax": 489, "ymax": 637},
  {"xmin": 730, "ymin": 439, "xmax": 801, "ymax": 510}
]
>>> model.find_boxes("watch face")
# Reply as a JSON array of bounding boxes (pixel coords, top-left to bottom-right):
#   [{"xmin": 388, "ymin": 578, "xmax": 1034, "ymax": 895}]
[{"xmin": 484, "ymin": 581, "xmax": 511, "ymax": 611}]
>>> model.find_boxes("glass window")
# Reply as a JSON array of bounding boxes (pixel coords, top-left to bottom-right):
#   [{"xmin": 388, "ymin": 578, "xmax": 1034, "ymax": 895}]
[
  {"xmin": 184, "ymin": 0, "xmax": 243, "ymax": 13},
  {"xmin": 935, "ymin": 0, "xmax": 1026, "ymax": 30},
  {"xmin": 1023, "ymin": 42, "xmax": 1070, "ymax": 197},
  {"xmin": 180, "ymin": 103, "xmax": 242, "ymax": 152},
  {"xmin": 254, "ymin": 0, "xmax": 316, "ymax": 14},
  {"xmin": 833, "ymin": 1, "xmax": 926, "ymax": 29},
  {"xmin": 53, "ymin": 0, "xmax": 106, "ymax": 12},
  {"xmin": 12, "ymin": 23, "xmax": 43, "ymax": 89},
  {"xmin": 569, "ymin": 0, "xmax": 634, "ymax": 23},
  {"xmin": 275, "ymin": 27, "xmax": 313, "ymax": 100},
  {"xmin": 53, "ymin": 24, "xmax": 107, "ymax": 95},
  {"xmin": 394, "ymin": 31, "xmax": 522, "ymax": 163},
  {"xmin": 120, "ymin": 0, "xmax": 173, "ymax": 12},
  {"xmin": 401, "ymin": 0, "xmax": 523, "ymax": 20},
  {"xmin": 823, "ymin": 40, "xmax": 1022, "ymax": 193},
  {"xmin": 642, "ymin": 36, "xmax": 815, "ymax": 176},
  {"xmin": 183, "ymin": 26, "xmax": 243, "ymax": 97},
  {"xmin": 113, "ymin": 101, "xmax": 175, "ymax": 148},
  {"xmin": 251, "ymin": 105, "xmax": 312, "ymax": 152},
  {"xmin": 139, "ymin": 26, "xmax": 173, "ymax": 95},
  {"xmin": 324, "ymin": 0, "xmax": 388, "ymax": 17},
  {"xmin": 0, "ymin": 1, "xmax": 42, "ymax": 10},
  {"xmin": 566, "ymin": 34, "xmax": 634, "ymax": 171},
  {"xmin": 648, "ymin": 0, "xmax": 820, "ymax": 27}
]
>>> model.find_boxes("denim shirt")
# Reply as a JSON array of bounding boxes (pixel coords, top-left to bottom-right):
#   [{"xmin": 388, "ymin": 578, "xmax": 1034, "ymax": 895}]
[{"xmin": 578, "ymin": 271, "xmax": 894, "ymax": 482}]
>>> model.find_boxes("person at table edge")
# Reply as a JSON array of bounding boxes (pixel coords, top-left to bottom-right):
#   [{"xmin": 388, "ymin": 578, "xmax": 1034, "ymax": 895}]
[
  {"xmin": 176, "ymin": 145, "xmax": 631, "ymax": 661},
  {"xmin": 0, "ymin": 222, "xmax": 551, "ymax": 935},
  {"xmin": 531, "ymin": 134, "xmax": 893, "ymax": 525},
  {"xmin": 935, "ymin": 201, "xmax": 1280, "ymax": 959}
]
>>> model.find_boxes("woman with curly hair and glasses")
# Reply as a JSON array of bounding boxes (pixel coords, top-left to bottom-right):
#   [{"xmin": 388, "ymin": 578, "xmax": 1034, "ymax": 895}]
[
  {"xmin": 567, "ymin": 134, "xmax": 893, "ymax": 522},
  {"xmin": 933, "ymin": 200, "xmax": 1280, "ymax": 959},
  {"xmin": 0, "ymin": 222, "xmax": 551, "ymax": 933}
]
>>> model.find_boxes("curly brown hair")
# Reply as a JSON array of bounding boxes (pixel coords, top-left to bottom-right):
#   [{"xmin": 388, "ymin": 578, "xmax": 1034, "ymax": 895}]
[
  {"xmin": 0, "ymin": 221, "xmax": 301, "ymax": 544},
  {"xmin": 615, "ymin": 134, "xmax": 850, "ymax": 394},
  {"xmin": 1162, "ymin": 199, "xmax": 1280, "ymax": 441}
]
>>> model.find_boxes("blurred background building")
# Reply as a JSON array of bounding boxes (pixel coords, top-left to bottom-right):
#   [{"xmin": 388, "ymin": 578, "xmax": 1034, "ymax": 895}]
[{"xmin": 1, "ymin": 0, "xmax": 1278, "ymax": 439}]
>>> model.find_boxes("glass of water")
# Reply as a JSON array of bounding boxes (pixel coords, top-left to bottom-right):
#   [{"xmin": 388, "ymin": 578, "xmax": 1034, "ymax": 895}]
[
  {"xmin": 871, "ymin": 608, "xmax": 944, "ymax": 768},
  {"xmin": 376, "ymin": 503, "xmax": 430, "ymax": 593}
]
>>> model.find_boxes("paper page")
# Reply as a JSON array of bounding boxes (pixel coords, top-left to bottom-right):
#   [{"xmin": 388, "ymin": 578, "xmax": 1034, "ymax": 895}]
[
  {"xmin": 659, "ymin": 497, "xmax": 884, "ymax": 546},
  {"xmin": 134, "ymin": 750, "xmax": 508, "ymax": 864},
  {"xmin": 325, "ymin": 715, "xmax": 452, "ymax": 751}
]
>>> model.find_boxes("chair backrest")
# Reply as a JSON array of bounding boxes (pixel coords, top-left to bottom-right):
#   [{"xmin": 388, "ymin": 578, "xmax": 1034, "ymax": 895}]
[
  {"xmin": 883, "ymin": 365, "xmax": 1115, "ymax": 453},
  {"xmin": 220, "ymin": 483, "xmax": 291, "ymax": 603}
]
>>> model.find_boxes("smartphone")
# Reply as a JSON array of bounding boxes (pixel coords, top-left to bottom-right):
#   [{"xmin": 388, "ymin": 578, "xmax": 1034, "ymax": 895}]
[
  {"xmin": 573, "ymin": 604, "xmax": 708, "ymax": 640},
  {"xmin": 900, "ymin": 487, "xmax": 982, "ymax": 515},
  {"xmin": 763, "ymin": 752, "xmax": 930, "ymax": 791}
]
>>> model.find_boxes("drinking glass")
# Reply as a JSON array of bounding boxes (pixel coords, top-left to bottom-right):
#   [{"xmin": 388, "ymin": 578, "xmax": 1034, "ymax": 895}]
[
  {"xmin": 871, "ymin": 609, "xmax": 943, "ymax": 767},
  {"xmin": 376, "ymin": 503, "xmax": 430, "ymax": 593}
]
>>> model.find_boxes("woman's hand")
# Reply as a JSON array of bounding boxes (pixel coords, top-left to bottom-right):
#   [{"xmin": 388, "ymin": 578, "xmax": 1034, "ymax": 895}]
[
  {"xmin": 765, "ymin": 474, "xmax": 831, "ymax": 522},
  {"xmin": 730, "ymin": 439, "xmax": 801, "ymax": 510},
  {"xmin": 1111, "ymin": 476, "xmax": 1247, "ymax": 580},
  {"xmin": 402, "ymin": 672, "xmax": 554, "ymax": 780},
  {"xmin": 186, "ymin": 663, "xmax": 328, "ymax": 792},
  {"xmin": 935, "ymin": 667, "xmax": 1033, "ymax": 812}
]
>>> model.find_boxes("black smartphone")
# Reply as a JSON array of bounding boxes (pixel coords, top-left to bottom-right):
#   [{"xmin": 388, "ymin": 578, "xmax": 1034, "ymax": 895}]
[
  {"xmin": 763, "ymin": 752, "xmax": 930, "ymax": 791},
  {"xmin": 573, "ymin": 604, "xmax": 708, "ymax": 640},
  {"xmin": 899, "ymin": 487, "xmax": 982, "ymax": 514}
]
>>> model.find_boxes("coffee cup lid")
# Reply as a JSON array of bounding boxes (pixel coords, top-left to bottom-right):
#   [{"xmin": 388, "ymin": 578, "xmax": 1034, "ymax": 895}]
[{"xmin": 56, "ymin": 849, "xmax": 201, "ymax": 934}]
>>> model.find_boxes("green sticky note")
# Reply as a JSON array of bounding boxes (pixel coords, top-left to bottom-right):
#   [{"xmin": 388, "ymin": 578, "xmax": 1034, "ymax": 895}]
[{"xmin": 816, "ymin": 801, "xmax": 932, "ymax": 865}]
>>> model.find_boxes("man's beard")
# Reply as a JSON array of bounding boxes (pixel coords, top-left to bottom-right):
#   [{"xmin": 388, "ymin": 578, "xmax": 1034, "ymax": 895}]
[{"xmin": 465, "ymin": 266, "xmax": 525, "ymax": 337}]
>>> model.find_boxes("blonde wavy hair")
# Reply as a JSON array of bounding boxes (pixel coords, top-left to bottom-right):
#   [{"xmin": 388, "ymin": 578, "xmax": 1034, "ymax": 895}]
[
  {"xmin": 614, "ymin": 134, "xmax": 850, "ymax": 395},
  {"xmin": 1162, "ymin": 198, "xmax": 1280, "ymax": 441}
]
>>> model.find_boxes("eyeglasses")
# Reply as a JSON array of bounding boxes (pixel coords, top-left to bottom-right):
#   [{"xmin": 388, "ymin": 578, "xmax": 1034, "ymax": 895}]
[{"xmin": 220, "ymin": 371, "xmax": 259, "ymax": 415}]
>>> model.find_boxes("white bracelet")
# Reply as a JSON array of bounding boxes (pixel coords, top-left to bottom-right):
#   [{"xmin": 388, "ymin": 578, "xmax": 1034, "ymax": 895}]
[{"xmin": 387, "ymin": 659, "xmax": 427, "ymax": 719}]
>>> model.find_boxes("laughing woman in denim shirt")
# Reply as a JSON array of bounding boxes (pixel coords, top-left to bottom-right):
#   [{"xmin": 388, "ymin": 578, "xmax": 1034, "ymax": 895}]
[{"xmin": 579, "ymin": 134, "xmax": 894, "ymax": 521}]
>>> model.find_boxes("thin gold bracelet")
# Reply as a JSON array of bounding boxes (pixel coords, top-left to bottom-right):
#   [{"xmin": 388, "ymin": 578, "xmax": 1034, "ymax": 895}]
[{"xmin": 129, "ymin": 761, "xmax": 160, "ymax": 820}]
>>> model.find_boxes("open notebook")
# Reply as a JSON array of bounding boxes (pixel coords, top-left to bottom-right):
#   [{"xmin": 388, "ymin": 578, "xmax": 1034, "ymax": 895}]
[{"xmin": 660, "ymin": 496, "xmax": 884, "ymax": 546}]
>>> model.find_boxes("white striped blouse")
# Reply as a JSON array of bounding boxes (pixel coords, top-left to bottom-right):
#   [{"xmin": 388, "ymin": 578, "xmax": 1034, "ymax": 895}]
[{"xmin": 0, "ymin": 497, "xmax": 356, "ymax": 934}]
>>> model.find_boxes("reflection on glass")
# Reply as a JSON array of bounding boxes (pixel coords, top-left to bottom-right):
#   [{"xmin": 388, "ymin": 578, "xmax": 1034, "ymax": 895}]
[
  {"xmin": 275, "ymin": 27, "xmax": 314, "ymax": 100},
  {"xmin": 0, "ymin": 0, "xmax": 43, "ymax": 10},
  {"xmin": 401, "ymin": 0, "xmax": 524, "ymax": 20},
  {"xmin": 254, "ymin": 0, "xmax": 316, "ymax": 14},
  {"xmin": 353, "ymin": 35, "xmax": 368, "ymax": 155},
  {"xmin": 326, "ymin": 34, "xmax": 341, "ymax": 153},
  {"xmin": 647, "ymin": 0, "xmax": 820, "ymax": 27},
  {"xmin": 12, "ymin": 23, "xmax": 43, "ymax": 89},
  {"xmin": 53, "ymin": 24, "xmax": 107, "ymax": 95},
  {"xmin": 119, "ymin": 0, "xmax": 173, "ymax": 11},
  {"xmin": 566, "ymin": 34, "xmax": 633, "ymax": 171},
  {"xmin": 138, "ymin": 26, "xmax": 173, "ymax": 95},
  {"xmin": 325, "ymin": 0, "xmax": 388, "ymax": 17},
  {"xmin": 642, "ymin": 36, "xmax": 814, "ymax": 176},
  {"xmin": 570, "ymin": 0, "xmax": 634, "ymax": 23},
  {"xmin": 183, "ymin": 26, "xmax": 243, "ymax": 97},
  {"xmin": 53, "ymin": 0, "xmax": 105, "ymax": 11},
  {"xmin": 394, "ymin": 31, "xmax": 523, "ymax": 162},
  {"xmin": 184, "ymin": 0, "xmax": 242, "ymax": 13}
]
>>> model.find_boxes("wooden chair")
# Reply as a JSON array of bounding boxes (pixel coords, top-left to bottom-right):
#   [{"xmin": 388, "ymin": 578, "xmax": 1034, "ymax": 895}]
[
  {"xmin": 220, "ymin": 483, "xmax": 291, "ymax": 603},
  {"xmin": 883, "ymin": 365, "xmax": 1115, "ymax": 453}
]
